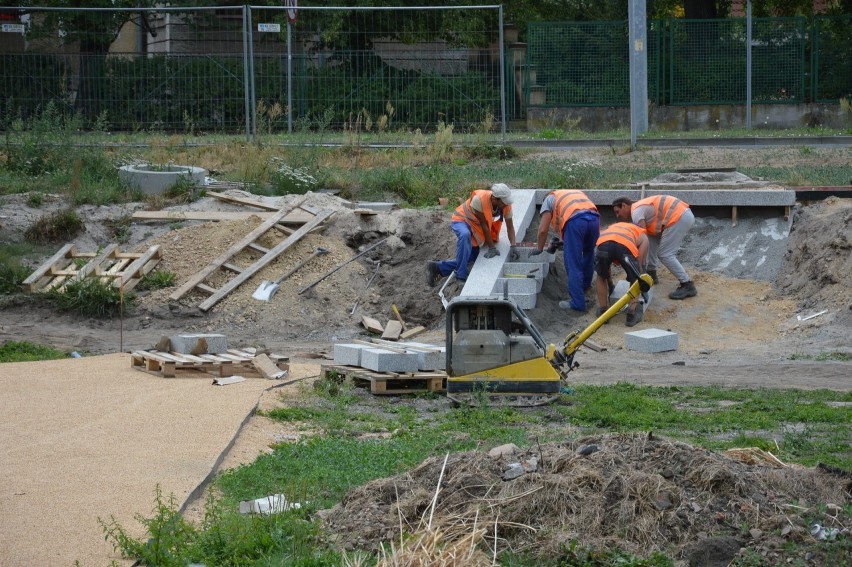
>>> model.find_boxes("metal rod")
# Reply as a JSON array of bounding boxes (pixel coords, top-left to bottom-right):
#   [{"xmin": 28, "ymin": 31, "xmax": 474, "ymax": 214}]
[
  {"xmin": 350, "ymin": 261, "xmax": 381, "ymax": 314},
  {"xmin": 299, "ymin": 238, "xmax": 388, "ymax": 295}
]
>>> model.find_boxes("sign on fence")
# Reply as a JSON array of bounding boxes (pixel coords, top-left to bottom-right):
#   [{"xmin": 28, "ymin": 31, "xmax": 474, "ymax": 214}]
[
  {"xmin": 258, "ymin": 23, "xmax": 281, "ymax": 33},
  {"xmin": 2, "ymin": 23, "xmax": 25, "ymax": 34}
]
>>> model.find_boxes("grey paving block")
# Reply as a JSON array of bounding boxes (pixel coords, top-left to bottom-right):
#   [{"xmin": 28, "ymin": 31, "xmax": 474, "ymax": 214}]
[
  {"xmin": 399, "ymin": 342, "xmax": 446, "ymax": 371},
  {"xmin": 493, "ymin": 277, "xmax": 541, "ymax": 295},
  {"xmin": 170, "ymin": 333, "xmax": 227, "ymax": 354},
  {"xmin": 360, "ymin": 348, "xmax": 421, "ymax": 373},
  {"xmin": 333, "ymin": 343, "xmax": 370, "ymax": 367},
  {"xmin": 610, "ymin": 280, "xmax": 653, "ymax": 314},
  {"xmin": 624, "ymin": 328, "xmax": 678, "ymax": 353},
  {"xmin": 511, "ymin": 292, "xmax": 538, "ymax": 310}
]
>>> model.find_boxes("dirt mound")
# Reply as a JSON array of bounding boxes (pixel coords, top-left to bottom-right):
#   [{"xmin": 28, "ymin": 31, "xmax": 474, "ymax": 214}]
[
  {"xmin": 135, "ymin": 192, "xmax": 454, "ymax": 344},
  {"xmin": 319, "ymin": 433, "xmax": 850, "ymax": 563},
  {"xmin": 777, "ymin": 197, "xmax": 852, "ymax": 310}
]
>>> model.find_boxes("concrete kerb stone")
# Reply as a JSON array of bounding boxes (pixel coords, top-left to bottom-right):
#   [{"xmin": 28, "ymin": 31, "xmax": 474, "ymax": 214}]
[
  {"xmin": 360, "ymin": 348, "xmax": 421, "ymax": 373},
  {"xmin": 332, "ymin": 343, "xmax": 371, "ymax": 367},
  {"xmin": 624, "ymin": 328, "xmax": 678, "ymax": 353},
  {"xmin": 170, "ymin": 333, "xmax": 227, "ymax": 354},
  {"xmin": 582, "ymin": 189, "xmax": 795, "ymax": 207}
]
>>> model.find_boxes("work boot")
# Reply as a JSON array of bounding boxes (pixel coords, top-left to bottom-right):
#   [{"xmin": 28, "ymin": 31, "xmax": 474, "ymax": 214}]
[
  {"xmin": 669, "ymin": 281, "xmax": 697, "ymax": 300},
  {"xmin": 426, "ymin": 261, "xmax": 440, "ymax": 287},
  {"xmin": 625, "ymin": 308, "xmax": 644, "ymax": 327},
  {"xmin": 558, "ymin": 301, "xmax": 586, "ymax": 313},
  {"xmin": 647, "ymin": 269, "xmax": 659, "ymax": 284}
]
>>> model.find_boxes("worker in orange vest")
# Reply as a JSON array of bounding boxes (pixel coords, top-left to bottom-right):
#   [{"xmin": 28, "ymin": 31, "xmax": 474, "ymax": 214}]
[
  {"xmin": 530, "ymin": 189, "xmax": 600, "ymax": 312},
  {"xmin": 612, "ymin": 195, "xmax": 697, "ymax": 300},
  {"xmin": 426, "ymin": 183, "xmax": 516, "ymax": 286},
  {"xmin": 594, "ymin": 222, "xmax": 649, "ymax": 327}
]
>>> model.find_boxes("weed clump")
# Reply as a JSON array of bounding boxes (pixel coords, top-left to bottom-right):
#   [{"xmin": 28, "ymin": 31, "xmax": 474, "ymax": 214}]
[
  {"xmin": 45, "ymin": 278, "xmax": 133, "ymax": 318},
  {"xmin": 137, "ymin": 270, "xmax": 176, "ymax": 291},
  {"xmin": 24, "ymin": 209, "xmax": 85, "ymax": 243},
  {"xmin": 0, "ymin": 340, "xmax": 67, "ymax": 362}
]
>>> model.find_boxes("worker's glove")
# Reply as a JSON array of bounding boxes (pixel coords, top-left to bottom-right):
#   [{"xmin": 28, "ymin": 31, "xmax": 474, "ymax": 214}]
[
  {"xmin": 509, "ymin": 248, "xmax": 520, "ymax": 261},
  {"xmin": 484, "ymin": 247, "xmax": 500, "ymax": 259},
  {"xmin": 529, "ymin": 249, "xmax": 543, "ymax": 257}
]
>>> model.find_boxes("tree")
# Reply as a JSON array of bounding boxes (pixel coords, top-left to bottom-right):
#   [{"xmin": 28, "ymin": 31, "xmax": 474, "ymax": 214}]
[{"xmin": 15, "ymin": 1, "xmax": 157, "ymax": 120}]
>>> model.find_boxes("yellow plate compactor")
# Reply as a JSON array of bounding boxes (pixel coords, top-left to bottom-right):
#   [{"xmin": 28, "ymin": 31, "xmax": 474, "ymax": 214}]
[{"xmin": 445, "ymin": 273, "xmax": 654, "ymax": 406}]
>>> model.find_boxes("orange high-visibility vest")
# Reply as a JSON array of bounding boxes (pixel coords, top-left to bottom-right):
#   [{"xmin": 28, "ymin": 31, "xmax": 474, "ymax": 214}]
[
  {"xmin": 451, "ymin": 189, "xmax": 512, "ymax": 247},
  {"xmin": 597, "ymin": 222, "xmax": 645, "ymax": 258},
  {"xmin": 550, "ymin": 190, "xmax": 597, "ymax": 234},
  {"xmin": 633, "ymin": 195, "xmax": 688, "ymax": 236}
]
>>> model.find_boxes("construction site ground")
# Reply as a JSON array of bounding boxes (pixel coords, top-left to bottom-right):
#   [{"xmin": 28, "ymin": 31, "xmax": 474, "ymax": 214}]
[{"xmin": 0, "ymin": 146, "xmax": 850, "ymax": 565}]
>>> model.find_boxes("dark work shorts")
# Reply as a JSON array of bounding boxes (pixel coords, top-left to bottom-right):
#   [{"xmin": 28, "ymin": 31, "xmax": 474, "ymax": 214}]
[{"xmin": 594, "ymin": 241, "xmax": 637, "ymax": 281}]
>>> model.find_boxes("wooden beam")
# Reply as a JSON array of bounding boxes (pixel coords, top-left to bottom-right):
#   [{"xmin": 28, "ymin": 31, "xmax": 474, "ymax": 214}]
[
  {"xmin": 21, "ymin": 244, "xmax": 75, "ymax": 291},
  {"xmin": 207, "ymin": 191, "xmax": 278, "ymax": 211},
  {"xmin": 169, "ymin": 198, "xmax": 305, "ymax": 301},
  {"xmin": 131, "ymin": 209, "xmax": 317, "ymax": 224},
  {"xmin": 113, "ymin": 245, "xmax": 162, "ymax": 290},
  {"xmin": 198, "ymin": 208, "xmax": 335, "ymax": 311}
]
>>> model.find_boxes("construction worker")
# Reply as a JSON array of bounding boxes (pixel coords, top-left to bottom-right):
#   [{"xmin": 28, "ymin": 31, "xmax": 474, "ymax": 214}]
[
  {"xmin": 612, "ymin": 195, "xmax": 697, "ymax": 300},
  {"xmin": 594, "ymin": 222, "xmax": 649, "ymax": 327},
  {"xmin": 530, "ymin": 189, "xmax": 599, "ymax": 312},
  {"xmin": 426, "ymin": 183, "xmax": 516, "ymax": 286}
]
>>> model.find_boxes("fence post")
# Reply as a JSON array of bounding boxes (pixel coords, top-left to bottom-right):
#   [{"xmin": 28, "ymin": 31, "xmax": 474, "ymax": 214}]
[
  {"xmin": 628, "ymin": 0, "xmax": 648, "ymax": 149},
  {"xmin": 247, "ymin": 6, "xmax": 256, "ymax": 141},
  {"xmin": 746, "ymin": 1, "xmax": 752, "ymax": 130},
  {"xmin": 498, "ymin": 4, "xmax": 506, "ymax": 141},
  {"xmin": 242, "ymin": 6, "xmax": 251, "ymax": 142}
]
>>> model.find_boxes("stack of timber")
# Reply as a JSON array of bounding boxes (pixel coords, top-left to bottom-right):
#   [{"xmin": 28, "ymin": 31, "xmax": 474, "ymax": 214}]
[
  {"xmin": 131, "ymin": 348, "xmax": 289, "ymax": 379},
  {"xmin": 321, "ymin": 364, "xmax": 446, "ymax": 395}
]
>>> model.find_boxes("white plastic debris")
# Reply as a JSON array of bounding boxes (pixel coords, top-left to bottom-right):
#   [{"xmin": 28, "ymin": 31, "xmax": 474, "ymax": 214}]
[
  {"xmin": 797, "ymin": 310, "xmax": 827, "ymax": 322},
  {"xmin": 239, "ymin": 494, "xmax": 301, "ymax": 515},
  {"xmin": 212, "ymin": 375, "xmax": 246, "ymax": 386},
  {"xmin": 809, "ymin": 523, "xmax": 840, "ymax": 541}
]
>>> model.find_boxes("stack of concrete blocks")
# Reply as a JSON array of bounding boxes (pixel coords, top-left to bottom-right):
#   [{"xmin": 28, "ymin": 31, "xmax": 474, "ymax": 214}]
[
  {"xmin": 170, "ymin": 333, "xmax": 228, "ymax": 354},
  {"xmin": 333, "ymin": 342, "xmax": 446, "ymax": 373},
  {"xmin": 624, "ymin": 329, "xmax": 678, "ymax": 353}
]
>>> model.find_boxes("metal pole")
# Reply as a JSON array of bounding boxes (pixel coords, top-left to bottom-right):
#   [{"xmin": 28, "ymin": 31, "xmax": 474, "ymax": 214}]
[
  {"xmin": 746, "ymin": 0, "xmax": 752, "ymax": 130},
  {"xmin": 287, "ymin": 20, "xmax": 293, "ymax": 134},
  {"xmin": 498, "ymin": 5, "xmax": 506, "ymax": 141},
  {"xmin": 628, "ymin": 0, "xmax": 649, "ymax": 150},
  {"xmin": 242, "ymin": 7, "xmax": 251, "ymax": 142},
  {"xmin": 247, "ymin": 6, "xmax": 256, "ymax": 141}
]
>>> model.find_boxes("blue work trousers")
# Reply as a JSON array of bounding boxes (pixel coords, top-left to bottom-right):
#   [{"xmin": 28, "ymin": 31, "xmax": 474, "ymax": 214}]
[
  {"xmin": 562, "ymin": 212, "xmax": 600, "ymax": 310},
  {"xmin": 437, "ymin": 221, "xmax": 480, "ymax": 281}
]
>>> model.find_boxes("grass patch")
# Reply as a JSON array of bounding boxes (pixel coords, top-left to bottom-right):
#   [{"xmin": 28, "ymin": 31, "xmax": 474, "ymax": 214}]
[
  {"xmin": 0, "ymin": 245, "xmax": 35, "ymax": 294},
  {"xmin": 0, "ymin": 340, "xmax": 67, "ymax": 362},
  {"xmin": 44, "ymin": 278, "xmax": 134, "ymax": 318},
  {"xmin": 790, "ymin": 352, "xmax": 851, "ymax": 362},
  {"xmin": 137, "ymin": 269, "xmax": 177, "ymax": 291},
  {"xmin": 23, "ymin": 208, "xmax": 85, "ymax": 243}
]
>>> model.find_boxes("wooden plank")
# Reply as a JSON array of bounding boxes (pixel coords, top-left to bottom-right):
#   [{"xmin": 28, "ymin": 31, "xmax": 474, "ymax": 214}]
[
  {"xmin": 381, "ymin": 320, "xmax": 403, "ymax": 341},
  {"xmin": 399, "ymin": 326, "xmax": 427, "ymax": 340},
  {"xmin": 21, "ymin": 243, "xmax": 76, "ymax": 291},
  {"xmin": 131, "ymin": 209, "xmax": 318, "ymax": 224},
  {"xmin": 198, "ymin": 208, "xmax": 335, "ymax": 311},
  {"xmin": 113, "ymin": 245, "xmax": 162, "ymax": 290},
  {"xmin": 353, "ymin": 339, "xmax": 407, "ymax": 354},
  {"xmin": 361, "ymin": 315, "xmax": 384, "ymax": 334},
  {"xmin": 208, "ymin": 191, "xmax": 279, "ymax": 211},
  {"xmin": 72, "ymin": 244, "xmax": 118, "ymax": 283},
  {"xmin": 169, "ymin": 198, "xmax": 305, "ymax": 301},
  {"xmin": 196, "ymin": 283, "xmax": 217, "ymax": 295},
  {"xmin": 247, "ymin": 242, "xmax": 270, "ymax": 255}
]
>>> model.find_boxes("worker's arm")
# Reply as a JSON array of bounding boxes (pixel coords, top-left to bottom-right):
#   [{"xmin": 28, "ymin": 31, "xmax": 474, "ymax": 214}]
[
  {"xmin": 535, "ymin": 211, "xmax": 552, "ymax": 251},
  {"xmin": 505, "ymin": 217, "xmax": 516, "ymax": 246},
  {"xmin": 473, "ymin": 209, "xmax": 495, "ymax": 248},
  {"xmin": 637, "ymin": 233, "xmax": 649, "ymax": 271}
]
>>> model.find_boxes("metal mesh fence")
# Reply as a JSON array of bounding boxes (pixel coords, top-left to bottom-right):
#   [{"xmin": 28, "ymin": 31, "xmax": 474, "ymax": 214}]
[
  {"xmin": 0, "ymin": 7, "xmax": 849, "ymax": 137},
  {"xmin": 813, "ymin": 15, "xmax": 852, "ymax": 102},
  {"xmin": 0, "ymin": 7, "xmax": 248, "ymax": 133},
  {"xmin": 668, "ymin": 17, "xmax": 806, "ymax": 105},
  {"xmin": 249, "ymin": 6, "xmax": 502, "ymax": 134}
]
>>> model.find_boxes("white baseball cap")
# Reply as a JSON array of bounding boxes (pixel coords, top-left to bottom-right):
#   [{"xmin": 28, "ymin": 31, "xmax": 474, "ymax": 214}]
[{"xmin": 490, "ymin": 183, "xmax": 513, "ymax": 204}]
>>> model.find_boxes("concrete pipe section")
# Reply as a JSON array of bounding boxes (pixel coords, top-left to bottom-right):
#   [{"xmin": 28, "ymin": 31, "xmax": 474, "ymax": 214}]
[{"xmin": 118, "ymin": 164, "xmax": 207, "ymax": 195}]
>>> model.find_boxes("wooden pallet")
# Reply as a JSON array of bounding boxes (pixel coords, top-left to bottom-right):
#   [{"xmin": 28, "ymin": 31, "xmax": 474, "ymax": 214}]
[
  {"xmin": 168, "ymin": 198, "xmax": 334, "ymax": 312},
  {"xmin": 131, "ymin": 348, "xmax": 289, "ymax": 378},
  {"xmin": 22, "ymin": 243, "xmax": 162, "ymax": 293},
  {"xmin": 322, "ymin": 364, "xmax": 446, "ymax": 395}
]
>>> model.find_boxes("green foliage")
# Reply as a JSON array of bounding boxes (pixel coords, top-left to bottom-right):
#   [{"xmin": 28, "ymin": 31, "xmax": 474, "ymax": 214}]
[
  {"xmin": 137, "ymin": 270, "xmax": 177, "ymax": 291},
  {"xmin": 24, "ymin": 209, "xmax": 85, "ymax": 243},
  {"xmin": 789, "ymin": 352, "xmax": 851, "ymax": 361},
  {"xmin": 0, "ymin": 250, "xmax": 31, "ymax": 295},
  {"xmin": 553, "ymin": 540, "xmax": 673, "ymax": 566},
  {"xmin": 26, "ymin": 193, "xmax": 44, "ymax": 208},
  {"xmin": 164, "ymin": 175, "xmax": 204, "ymax": 203},
  {"xmin": 100, "ymin": 485, "xmax": 198, "ymax": 567},
  {"xmin": 44, "ymin": 277, "xmax": 134, "ymax": 318},
  {"xmin": 0, "ymin": 340, "xmax": 67, "ymax": 362},
  {"xmin": 269, "ymin": 158, "xmax": 321, "ymax": 195},
  {"xmin": 1, "ymin": 101, "xmax": 79, "ymax": 175}
]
